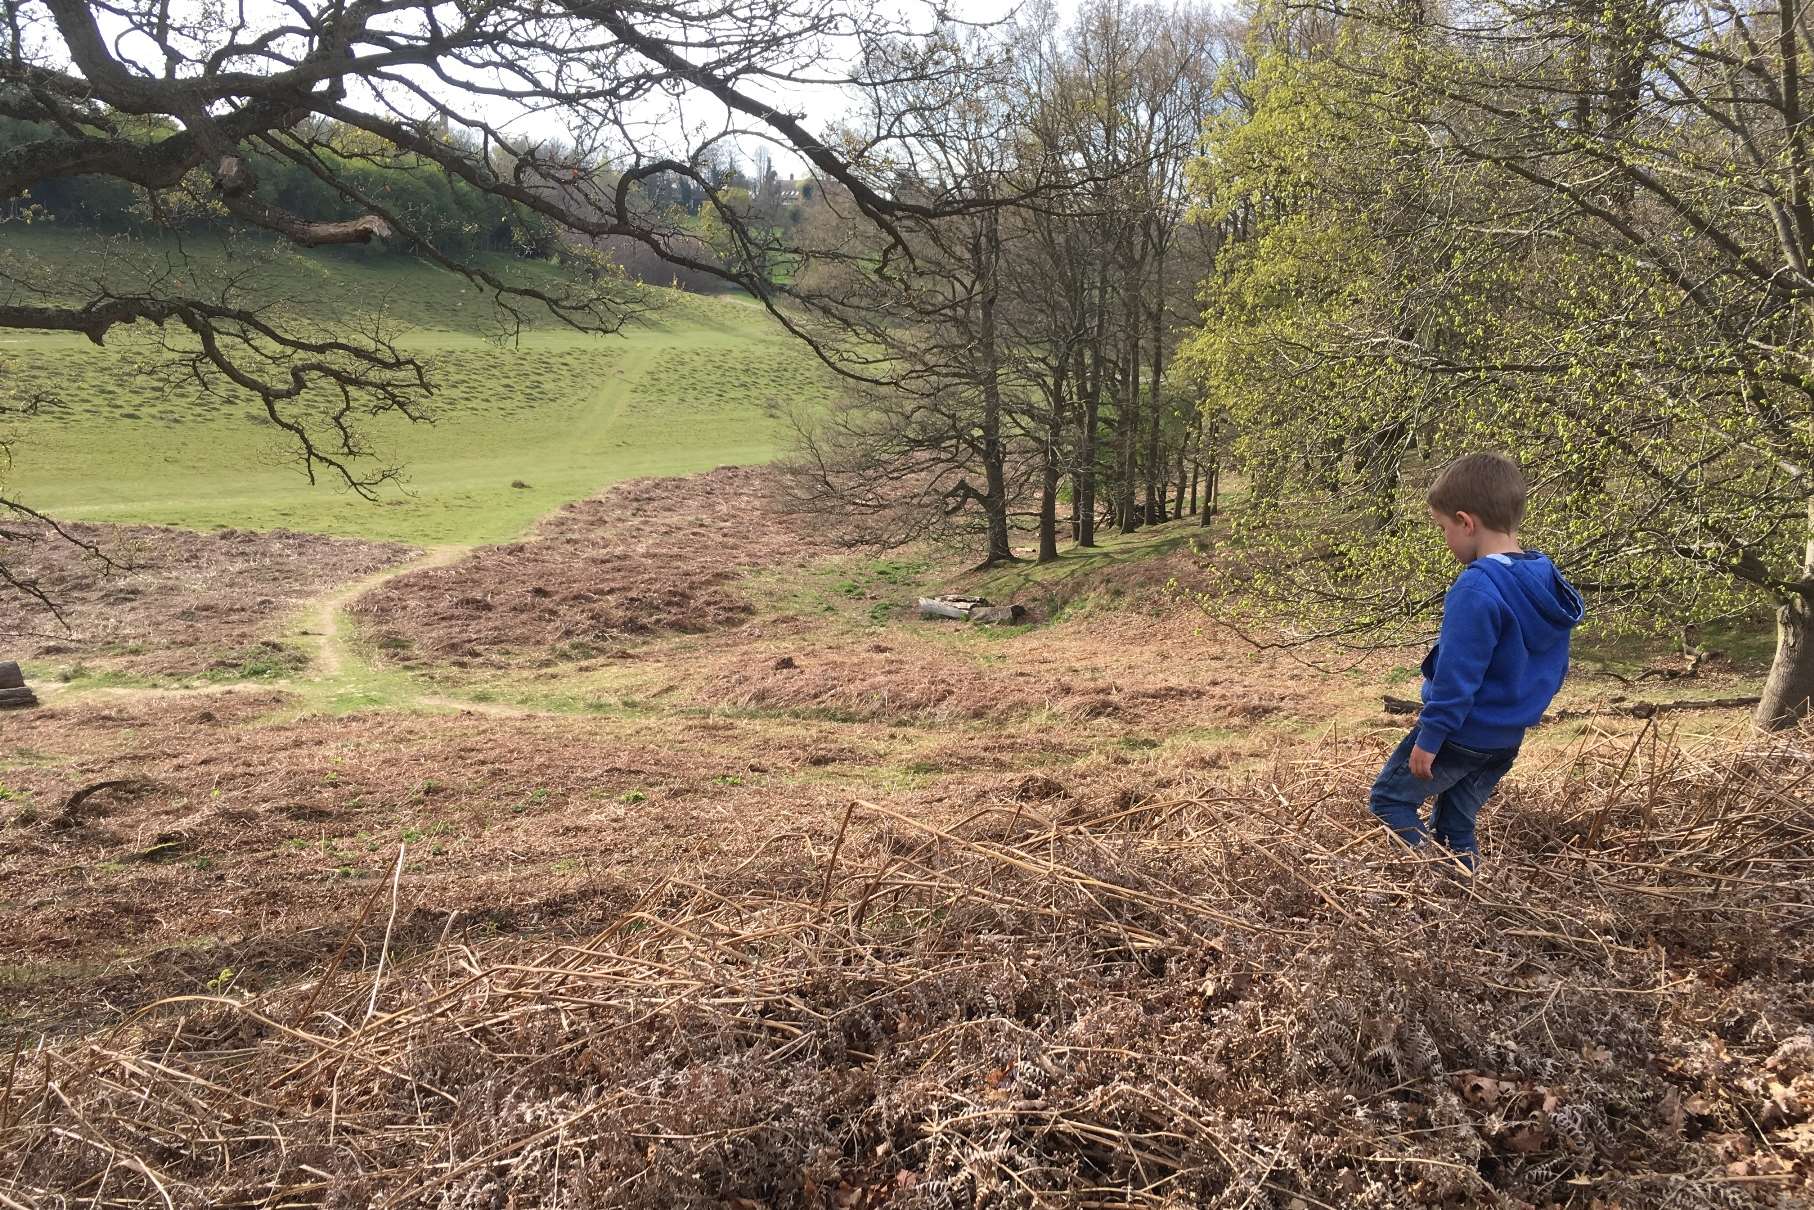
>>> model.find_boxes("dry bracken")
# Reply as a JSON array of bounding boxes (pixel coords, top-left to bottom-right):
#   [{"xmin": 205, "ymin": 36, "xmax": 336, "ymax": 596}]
[{"xmin": 1, "ymin": 726, "xmax": 1810, "ymax": 1208}]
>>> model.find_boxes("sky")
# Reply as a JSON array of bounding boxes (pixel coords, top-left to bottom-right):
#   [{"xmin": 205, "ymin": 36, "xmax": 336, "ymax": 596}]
[
  {"xmin": 475, "ymin": 0, "xmax": 1088, "ymax": 178},
  {"xmin": 494, "ymin": 0, "xmax": 1086, "ymax": 178},
  {"xmin": 66, "ymin": 0, "xmax": 1088, "ymax": 178}
]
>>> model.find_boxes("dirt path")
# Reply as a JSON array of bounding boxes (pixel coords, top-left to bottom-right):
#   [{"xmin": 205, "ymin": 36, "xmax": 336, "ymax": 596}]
[
  {"xmin": 35, "ymin": 547, "xmax": 473, "ymax": 708},
  {"xmin": 301, "ymin": 544, "xmax": 468, "ymax": 680},
  {"xmin": 293, "ymin": 348, "xmax": 660, "ymax": 687}
]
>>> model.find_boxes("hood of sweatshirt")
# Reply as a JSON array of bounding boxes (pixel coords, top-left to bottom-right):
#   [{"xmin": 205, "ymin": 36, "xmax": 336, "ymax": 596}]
[{"xmin": 1464, "ymin": 551, "xmax": 1584, "ymax": 653}]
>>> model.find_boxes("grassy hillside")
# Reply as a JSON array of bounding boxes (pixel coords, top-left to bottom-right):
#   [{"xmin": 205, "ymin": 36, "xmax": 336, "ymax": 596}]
[{"xmin": 0, "ymin": 228, "xmax": 827, "ymax": 543}]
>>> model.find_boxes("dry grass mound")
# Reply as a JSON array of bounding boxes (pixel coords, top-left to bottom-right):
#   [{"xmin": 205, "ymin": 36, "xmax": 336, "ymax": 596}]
[
  {"xmin": 351, "ymin": 467, "xmax": 833, "ymax": 669},
  {"xmin": 3, "ymin": 729, "xmax": 1810, "ymax": 1207},
  {"xmin": 3, "ymin": 523, "xmax": 413, "ymax": 677},
  {"xmin": 691, "ymin": 612, "xmax": 1309, "ymax": 728},
  {"xmin": 698, "ymin": 645, "xmax": 1295, "ymax": 725},
  {"xmin": 0, "ymin": 702, "xmax": 841, "ymax": 1001}
]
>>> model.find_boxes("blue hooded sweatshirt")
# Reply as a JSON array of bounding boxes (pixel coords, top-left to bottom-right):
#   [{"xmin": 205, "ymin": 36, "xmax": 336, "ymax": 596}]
[{"xmin": 1416, "ymin": 551, "xmax": 1585, "ymax": 754}]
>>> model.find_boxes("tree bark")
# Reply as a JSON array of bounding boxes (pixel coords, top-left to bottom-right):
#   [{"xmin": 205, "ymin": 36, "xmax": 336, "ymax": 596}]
[
  {"xmin": 1199, "ymin": 416, "xmax": 1220, "ymax": 529},
  {"xmin": 1038, "ymin": 363, "xmax": 1068, "ymax": 563},
  {"xmin": 977, "ymin": 208, "xmax": 1014, "ymax": 566},
  {"xmin": 1117, "ymin": 324, "xmax": 1141, "ymax": 533},
  {"xmin": 1199, "ymin": 461, "xmax": 1219, "ymax": 528},
  {"xmin": 1144, "ymin": 243, "xmax": 1167, "ymax": 525},
  {"xmin": 1144, "ymin": 374, "xmax": 1165, "ymax": 523},
  {"xmin": 1755, "ymin": 501, "xmax": 1814, "ymax": 729},
  {"xmin": 1076, "ymin": 277, "xmax": 1105, "ymax": 547},
  {"xmin": 1172, "ymin": 438, "xmax": 1188, "ymax": 520}
]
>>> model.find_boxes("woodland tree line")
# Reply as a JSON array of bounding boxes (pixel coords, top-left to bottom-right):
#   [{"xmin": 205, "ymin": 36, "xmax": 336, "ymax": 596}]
[
  {"xmin": 785, "ymin": 3, "xmax": 1226, "ymax": 567},
  {"xmin": 3, "ymin": 0, "xmax": 1813, "ymax": 725},
  {"xmin": 3, "ymin": 111, "xmax": 819, "ymax": 288},
  {"xmin": 785, "ymin": 0, "xmax": 1814, "ymax": 729}
]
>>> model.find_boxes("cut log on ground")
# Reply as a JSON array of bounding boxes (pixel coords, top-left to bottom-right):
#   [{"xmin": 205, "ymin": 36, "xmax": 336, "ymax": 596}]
[
  {"xmin": 0, "ymin": 686, "xmax": 38, "ymax": 709},
  {"xmin": 917, "ymin": 596, "xmax": 1026, "ymax": 624},
  {"xmin": 0, "ymin": 661, "xmax": 23, "ymax": 690},
  {"xmin": 918, "ymin": 595, "xmax": 989, "ymax": 621}
]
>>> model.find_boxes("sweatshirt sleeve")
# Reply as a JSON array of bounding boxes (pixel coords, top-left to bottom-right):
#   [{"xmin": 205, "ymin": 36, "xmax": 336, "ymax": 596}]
[{"xmin": 1416, "ymin": 582, "xmax": 1503, "ymax": 753}]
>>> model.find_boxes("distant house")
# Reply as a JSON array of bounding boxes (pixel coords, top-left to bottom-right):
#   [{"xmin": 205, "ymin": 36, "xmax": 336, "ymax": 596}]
[{"xmin": 774, "ymin": 180, "xmax": 816, "ymax": 205}]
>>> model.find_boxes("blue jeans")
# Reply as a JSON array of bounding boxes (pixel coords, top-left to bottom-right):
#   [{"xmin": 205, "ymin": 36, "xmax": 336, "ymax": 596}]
[{"xmin": 1368, "ymin": 731, "xmax": 1518, "ymax": 867}]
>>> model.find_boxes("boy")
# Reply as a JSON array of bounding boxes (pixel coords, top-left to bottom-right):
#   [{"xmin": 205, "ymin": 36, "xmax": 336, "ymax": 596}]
[{"xmin": 1369, "ymin": 453, "xmax": 1584, "ymax": 867}]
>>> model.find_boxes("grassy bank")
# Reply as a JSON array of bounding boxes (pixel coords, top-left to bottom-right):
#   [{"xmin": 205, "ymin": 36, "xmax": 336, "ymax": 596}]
[{"xmin": 1, "ymin": 229, "xmax": 827, "ymax": 543}]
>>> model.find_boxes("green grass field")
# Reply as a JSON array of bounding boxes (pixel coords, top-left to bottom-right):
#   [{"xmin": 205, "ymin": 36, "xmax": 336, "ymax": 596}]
[{"xmin": 1, "ymin": 229, "xmax": 828, "ymax": 543}]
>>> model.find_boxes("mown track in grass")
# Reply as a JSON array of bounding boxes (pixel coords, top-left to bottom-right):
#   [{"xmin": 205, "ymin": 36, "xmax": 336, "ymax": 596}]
[{"xmin": 2, "ymin": 231, "xmax": 829, "ymax": 545}]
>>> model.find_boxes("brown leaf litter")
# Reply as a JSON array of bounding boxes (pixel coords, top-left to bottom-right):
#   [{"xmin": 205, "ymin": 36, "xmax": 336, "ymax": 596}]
[
  {"xmin": 2, "ymin": 725, "xmax": 1809, "ymax": 1207},
  {"xmin": 4, "ymin": 521, "xmax": 412, "ymax": 677},
  {"xmin": 350, "ymin": 466, "xmax": 841, "ymax": 669}
]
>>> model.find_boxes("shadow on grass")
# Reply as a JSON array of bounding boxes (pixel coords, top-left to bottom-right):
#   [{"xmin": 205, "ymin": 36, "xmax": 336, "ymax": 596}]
[
  {"xmin": 1573, "ymin": 612, "xmax": 1777, "ymax": 680},
  {"xmin": 965, "ymin": 521, "xmax": 1205, "ymax": 614}
]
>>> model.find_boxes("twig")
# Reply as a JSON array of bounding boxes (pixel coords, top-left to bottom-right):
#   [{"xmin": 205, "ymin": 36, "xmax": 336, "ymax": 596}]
[
  {"xmin": 50, "ymin": 778, "xmax": 158, "ymax": 828},
  {"xmin": 0, "ymin": 1037, "xmax": 19, "ymax": 1135},
  {"xmin": 291, "ymin": 867, "xmax": 391, "ymax": 1027},
  {"xmin": 817, "ymin": 799, "xmax": 859, "ymax": 917},
  {"xmin": 364, "ymin": 843, "xmax": 407, "ymax": 1023}
]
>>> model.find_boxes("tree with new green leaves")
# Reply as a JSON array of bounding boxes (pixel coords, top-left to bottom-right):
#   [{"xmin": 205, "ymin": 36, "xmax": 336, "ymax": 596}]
[{"xmin": 1183, "ymin": 0, "xmax": 1814, "ymax": 728}]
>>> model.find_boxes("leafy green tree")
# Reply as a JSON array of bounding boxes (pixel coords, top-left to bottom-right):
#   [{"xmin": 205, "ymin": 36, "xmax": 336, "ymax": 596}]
[{"xmin": 1183, "ymin": 0, "xmax": 1814, "ymax": 727}]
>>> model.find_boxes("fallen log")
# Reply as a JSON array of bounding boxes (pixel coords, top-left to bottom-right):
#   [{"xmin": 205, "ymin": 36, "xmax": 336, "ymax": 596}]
[
  {"xmin": 0, "ymin": 661, "xmax": 23, "ymax": 690},
  {"xmin": 0, "ymin": 686, "xmax": 38, "ymax": 709},
  {"xmin": 919, "ymin": 595, "xmax": 990, "ymax": 621},
  {"xmin": 917, "ymin": 596, "xmax": 1026, "ymax": 624},
  {"xmin": 1548, "ymin": 695, "xmax": 1761, "ymax": 721},
  {"xmin": 1382, "ymin": 693, "xmax": 1762, "ymax": 725}
]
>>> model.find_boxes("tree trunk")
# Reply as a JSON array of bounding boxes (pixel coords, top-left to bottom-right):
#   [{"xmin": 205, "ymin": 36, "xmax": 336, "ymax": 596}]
[
  {"xmin": 1038, "ymin": 366, "xmax": 1068, "ymax": 564},
  {"xmin": 1756, "ymin": 595, "xmax": 1814, "ymax": 729},
  {"xmin": 1172, "ymin": 434, "xmax": 1188, "ymax": 521},
  {"xmin": 1117, "ymin": 328, "xmax": 1140, "ymax": 533},
  {"xmin": 1755, "ymin": 504, "xmax": 1814, "ymax": 728},
  {"xmin": 1145, "ymin": 244, "xmax": 1167, "ymax": 525},
  {"xmin": 1781, "ymin": 0, "xmax": 1814, "ymax": 260},
  {"xmin": 1199, "ymin": 414, "xmax": 1220, "ymax": 528},
  {"xmin": 1199, "ymin": 425, "xmax": 1220, "ymax": 529},
  {"xmin": 1144, "ymin": 386, "xmax": 1165, "ymax": 523},
  {"xmin": 1077, "ymin": 389, "xmax": 1100, "ymax": 547},
  {"xmin": 1077, "ymin": 284, "xmax": 1105, "ymax": 548},
  {"xmin": 978, "ymin": 210, "xmax": 1014, "ymax": 567},
  {"xmin": 981, "ymin": 455, "xmax": 1012, "ymax": 567},
  {"xmin": 1200, "ymin": 462, "xmax": 1220, "ymax": 528},
  {"xmin": 1038, "ymin": 458, "xmax": 1061, "ymax": 562},
  {"xmin": 1753, "ymin": 17, "xmax": 1814, "ymax": 730}
]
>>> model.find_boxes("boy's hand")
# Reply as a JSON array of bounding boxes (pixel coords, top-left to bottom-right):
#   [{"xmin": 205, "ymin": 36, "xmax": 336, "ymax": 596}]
[{"xmin": 1410, "ymin": 745, "xmax": 1436, "ymax": 779}]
